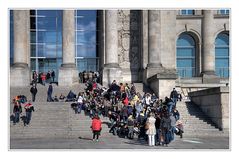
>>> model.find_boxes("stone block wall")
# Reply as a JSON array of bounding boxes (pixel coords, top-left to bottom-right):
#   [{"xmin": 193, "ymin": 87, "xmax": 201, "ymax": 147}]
[{"xmin": 188, "ymin": 87, "xmax": 229, "ymax": 131}]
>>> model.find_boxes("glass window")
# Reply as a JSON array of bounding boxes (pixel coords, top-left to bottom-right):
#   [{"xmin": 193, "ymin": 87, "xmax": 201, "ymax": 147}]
[
  {"xmin": 30, "ymin": 10, "xmax": 63, "ymax": 82},
  {"xmin": 218, "ymin": 9, "xmax": 230, "ymax": 15},
  {"xmin": 215, "ymin": 33, "xmax": 229, "ymax": 77},
  {"xmin": 180, "ymin": 10, "xmax": 195, "ymax": 15},
  {"xmin": 75, "ymin": 10, "xmax": 98, "ymax": 72},
  {"xmin": 176, "ymin": 33, "xmax": 196, "ymax": 78},
  {"xmin": 37, "ymin": 17, "xmax": 56, "ymax": 30},
  {"xmin": 76, "ymin": 45, "xmax": 96, "ymax": 57},
  {"xmin": 45, "ymin": 43, "xmax": 57, "ymax": 58},
  {"xmin": 30, "ymin": 44, "xmax": 36, "ymax": 57},
  {"xmin": 76, "ymin": 31, "xmax": 96, "ymax": 45}
]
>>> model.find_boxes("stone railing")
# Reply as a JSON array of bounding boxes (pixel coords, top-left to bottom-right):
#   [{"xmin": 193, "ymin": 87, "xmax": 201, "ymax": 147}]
[{"xmin": 188, "ymin": 86, "xmax": 229, "ymax": 131}]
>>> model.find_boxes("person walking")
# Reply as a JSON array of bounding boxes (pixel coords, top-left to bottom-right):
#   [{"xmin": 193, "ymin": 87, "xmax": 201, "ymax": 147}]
[
  {"xmin": 170, "ymin": 88, "xmax": 178, "ymax": 106},
  {"xmin": 30, "ymin": 85, "xmax": 38, "ymax": 102},
  {"xmin": 146, "ymin": 112, "xmax": 156, "ymax": 146},
  {"xmin": 91, "ymin": 114, "xmax": 102, "ymax": 142},
  {"xmin": 24, "ymin": 100, "xmax": 34, "ymax": 126},
  {"xmin": 47, "ymin": 84, "xmax": 53, "ymax": 102}
]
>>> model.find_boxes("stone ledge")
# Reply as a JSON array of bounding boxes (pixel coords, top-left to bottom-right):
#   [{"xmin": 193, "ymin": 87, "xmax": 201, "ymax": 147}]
[
  {"xmin": 189, "ymin": 86, "xmax": 229, "ymax": 97},
  {"xmin": 147, "ymin": 70, "xmax": 177, "ymax": 82}
]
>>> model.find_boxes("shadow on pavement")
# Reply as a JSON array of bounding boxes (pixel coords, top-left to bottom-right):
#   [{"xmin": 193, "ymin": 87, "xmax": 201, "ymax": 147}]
[{"xmin": 78, "ymin": 136, "xmax": 92, "ymax": 141}]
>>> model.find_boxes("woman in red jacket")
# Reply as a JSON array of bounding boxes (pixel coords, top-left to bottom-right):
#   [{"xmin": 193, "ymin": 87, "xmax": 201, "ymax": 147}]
[{"xmin": 91, "ymin": 115, "xmax": 102, "ymax": 142}]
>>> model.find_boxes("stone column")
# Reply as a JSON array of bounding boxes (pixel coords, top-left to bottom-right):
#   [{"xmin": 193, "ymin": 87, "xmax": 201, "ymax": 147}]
[
  {"xmin": 10, "ymin": 10, "xmax": 30, "ymax": 87},
  {"xmin": 146, "ymin": 10, "xmax": 178, "ymax": 97},
  {"xmin": 147, "ymin": 10, "xmax": 161, "ymax": 68},
  {"xmin": 202, "ymin": 10, "xmax": 219, "ymax": 83},
  {"xmin": 58, "ymin": 10, "xmax": 78, "ymax": 86},
  {"xmin": 102, "ymin": 10, "xmax": 122, "ymax": 87},
  {"xmin": 146, "ymin": 10, "xmax": 164, "ymax": 79}
]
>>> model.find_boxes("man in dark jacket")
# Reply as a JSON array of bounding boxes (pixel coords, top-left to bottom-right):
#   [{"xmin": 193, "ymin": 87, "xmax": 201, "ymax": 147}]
[
  {"xmin": 51, "ymin": 70, "xmax": 55, "ymax": 82},
  {"xmin": 47, "ymin": 84, "xmax": 53, "ymax": 102},
  {"xmin": 170, "ymin": 88, "xmax": 178, "ymax": 106},
  {"xmin": 30, "ymin": 85, "xmax": 38, "ymax": 102}
]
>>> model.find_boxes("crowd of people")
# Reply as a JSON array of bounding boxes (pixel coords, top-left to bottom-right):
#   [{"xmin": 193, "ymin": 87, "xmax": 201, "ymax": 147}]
[
  {"xmin": 71, "ymin": 79, "xmax": 184, "ymax": 146},
  {"xmin": 32, "ymin": 70, "xmax": 56, "ymax": 86},
  {"xmin": 11, "ymin": 96, "xmax": 35, "ymax": 126},
  {"xmin": 11, "ymin": 76, "xmax": 184, "ymax": 147}
]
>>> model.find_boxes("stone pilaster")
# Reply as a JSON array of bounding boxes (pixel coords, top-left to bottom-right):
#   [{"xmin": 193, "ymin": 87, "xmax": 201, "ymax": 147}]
[
  {"xmin": 102, "ymin": 10, "xmax": 122, "ymax": 87},
  {"xmin": 202, "ymin": 10, "xmax": 219, "ymax": 83},
  {"xmin": 10, "ymin": 10, "xmax": 30, "ymax": 87},
  {"xmin": 58, "ymin": 10, "xmax": 78, "ymax": 86}
]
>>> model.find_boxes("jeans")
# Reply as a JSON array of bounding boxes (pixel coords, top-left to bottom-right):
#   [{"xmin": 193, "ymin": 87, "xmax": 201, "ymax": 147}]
[
  {"xmin": 172, "ymin": 98, "xmax": 177, "ymax": 106},
  {"xmin": 77, "ymin": 103, "xmax": 82, "ymax": 113},
  {"xmin": 14, "ymin": 112, "xmax": 20, "ymax": 124},
  {"xmin": 47, "ymin": 94, "xmax": 52, "ymax": 102},
  {"xmin": 167, "ymin": 102, "xmax": 174, "ymax": 113},
  {"xmin": 171, "ymin": 127, "xmax": 176, "ymax": 141},
  {"xmin": 128, "ymin": 127, "xmax": 134, "ymax": 139},
  {"xmin": 26, "ymin": 112, "xmax": 32, "ymax": 125},
  {"xmin": 32, "ymin": 94, "xmax": 36, "ymax": 102},
  {"xmin": 42, "ymin": 80, "xmax": 46, "ymax": 86},
  {"xmin": 155, "ymin": 128, "xmax": 161, "ymax": 144},
  {"xmin": 148, "ymin": 134, "xmax": 155, "ymax": 146}
]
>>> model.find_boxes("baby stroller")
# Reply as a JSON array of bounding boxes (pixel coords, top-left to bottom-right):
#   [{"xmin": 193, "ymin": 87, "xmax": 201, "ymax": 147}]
[{"xmin": 175, "ymin": 120, "xmax": 184, "ymax": 138}]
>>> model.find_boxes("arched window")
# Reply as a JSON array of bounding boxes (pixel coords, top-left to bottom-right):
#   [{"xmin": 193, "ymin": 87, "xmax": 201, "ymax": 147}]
[
  {"xmin": 176, "ymin": 33, "xmax": 196, "ymax": 78},
  {"xmin": 215, "ymin": 33, "xmax": 229, "ymax": 77}
]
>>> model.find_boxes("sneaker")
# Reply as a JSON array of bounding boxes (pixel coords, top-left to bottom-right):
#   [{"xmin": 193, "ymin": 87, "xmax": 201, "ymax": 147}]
[
  {"xmin": 92, "ymin": 139, "xmax": 95, "ymax": 141},
  {"xmin": 96, "ymin": 139, "xmax": 99, "ymax": 142}
]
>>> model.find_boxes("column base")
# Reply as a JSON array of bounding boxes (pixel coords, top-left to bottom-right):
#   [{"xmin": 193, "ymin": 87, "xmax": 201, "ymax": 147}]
[
  {"xmin": 10, "ymin": 64, "xmax": 30, "ymax": 87},
  {"xmin": 58, "ymin": 66, "xmax": 79, "ymax": 86},
  {"xmin": 102, "ymin": 66, "xmax": 122, "ymax": 87},
  {"xmin": 145, "ymin": 64, "xmax": 164, "ymax": 80},
  {"xmin": 147, "ymin": 69, "xmax": 177, "ymax": 99},
  {"xmin": 201, "ymin": 71, "xmax": 220, "ymax": 83}
]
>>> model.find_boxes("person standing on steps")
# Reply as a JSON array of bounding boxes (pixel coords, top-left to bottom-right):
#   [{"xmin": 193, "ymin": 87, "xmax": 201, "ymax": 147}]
[
  {"xmin": 91, "ymin": 114, "xmax": 102, "ymax": 142},
  {"xmin": 47, "ymin": 84, "xmax": 53, "ymax": 102},
  {"xmin": 13, "ymin": 101, "xmax": 22, "ymax": 125},
  {"xmin": 24, "ymin": 100, "xmax": 35, "ymax": 126},
  {"xmin": 146, "ymin": 112, "xmax": 156, "ymax": 146},
  {"xmin": 30, "ymin": 85, "xmax": 38, "ymax": 102},
  {"xmin": 51, "ymin": 70, "xmax": 55, "ymax": 83}
]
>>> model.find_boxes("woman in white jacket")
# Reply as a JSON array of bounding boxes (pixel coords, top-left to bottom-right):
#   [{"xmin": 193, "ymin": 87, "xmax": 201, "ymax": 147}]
[{"xmin": 146, "ymin": 112, "xmax": 156, "ymax": 146}]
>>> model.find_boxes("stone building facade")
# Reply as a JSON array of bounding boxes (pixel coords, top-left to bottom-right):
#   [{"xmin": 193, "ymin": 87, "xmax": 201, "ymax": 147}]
[{"xmin": 10, "ymin": 10, "xmax": 230, "ymax": 99}]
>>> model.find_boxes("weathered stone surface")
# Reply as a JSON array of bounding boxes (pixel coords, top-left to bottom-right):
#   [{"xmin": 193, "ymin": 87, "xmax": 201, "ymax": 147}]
[
  {"xmin": 58, "ymin": 67, "xmax": 79, "ymax": 86},
  {"xmin": 118, "ymin": 10, "xmax": 140, "ymax": 70},
  {"xmin": 189, "ymin": 87, "xmax": 229, "ymax": 131},
  {"xmin": 202, "ymin": 10, "xmax": 215, "ymax": 74},
  {"xmin": 10, "ymin": 66, "xmax": 30, "ymax": 87},
  {"xmin": 62, "ymin": 10, "xmax": 75, "ymax": 65}
]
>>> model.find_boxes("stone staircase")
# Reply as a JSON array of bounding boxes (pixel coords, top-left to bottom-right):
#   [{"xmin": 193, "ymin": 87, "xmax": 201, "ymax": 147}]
[
  {"xmin": 176, "ymin": 100, "xmax": 229, "ymax": 137},
  {"xmin": 10, "ymin": 83, "xmax": 113, "ymax": 139},
  {"xmin": 10, "ymin": 83, "xmax": 229, "ymax": 140},
  {"xmin": 10, "ymin": 102, "xmax": 112, "ymax": 139},
  {"xmin": 10, "ymin": 83, "xmax": 87, "ymax": 103}
]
